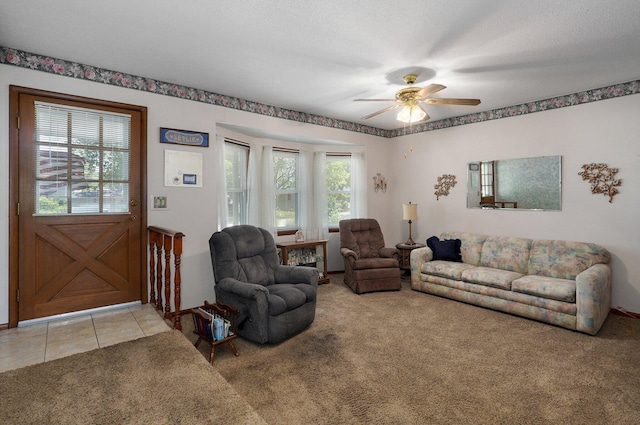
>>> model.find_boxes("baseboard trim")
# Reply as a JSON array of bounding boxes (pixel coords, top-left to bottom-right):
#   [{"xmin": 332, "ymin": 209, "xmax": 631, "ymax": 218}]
[{"xmin": 610, "ymin": 308, "xmax": 640, "ymax": 319}]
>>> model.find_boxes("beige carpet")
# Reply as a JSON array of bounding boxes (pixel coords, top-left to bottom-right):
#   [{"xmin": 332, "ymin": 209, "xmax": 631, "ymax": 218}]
[
  {"xmin": 185, "ymin": 275, "xmax": 640, "ymax": 425},
  {"xmin": 0, "ymin": 330, "xmax": 267, "ymax": 425}
]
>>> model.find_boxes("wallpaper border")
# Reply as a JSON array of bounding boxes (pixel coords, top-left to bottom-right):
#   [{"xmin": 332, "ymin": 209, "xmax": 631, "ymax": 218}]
[{"xmin": 2, "ymin": 46, "xmax": 638, "ymax": 139}]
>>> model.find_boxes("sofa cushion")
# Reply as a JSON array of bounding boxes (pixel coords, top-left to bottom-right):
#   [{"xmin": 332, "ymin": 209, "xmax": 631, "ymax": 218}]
[
  {"xmin": 512, "ymin": 275, "xmax": 576, "ymax": 303},
  {"xmin": 479, "ymin": 236, "xmax": 532, "ymax": 274},
  {"xmin": 267, "ymin": 284, "xmax": 310, "ymax": 316},
  {"xmin": 426, "ymin": 236, "xmax": 462, "ymax": 262},
  {"xmin": 440, "ymin": 232, "xmax": 487, "ymax": 265},
  {"xmin": 420, "ymin": 274, "xmax": 578, "ymax": 316},
  {"xmin": 528, "ymin": 240, "xmax": 611, "ymax": 280},
  {"xmin": 353, "ymin": 257, "xmax": 399, "ymax": 270},
  {"xmin": 421, "ymin": 261, "xmax": 475, "ymax": 280},
  {"xmin": 461, "ymin": 267, "xmax": 524, "ymax": 290}
]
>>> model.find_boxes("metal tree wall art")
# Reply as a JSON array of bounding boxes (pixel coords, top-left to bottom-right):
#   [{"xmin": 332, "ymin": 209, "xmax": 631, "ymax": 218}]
[
  {"xmin": 578, "ymin": 163, "xmax": 621, "ymax": 203},
  {"xmin": 434, "ymin": 174, "xmax": 457, "ymax": 200},
  {"xmin": 373, "ymin": 173, "xmax": 387, "ymax": 193}
]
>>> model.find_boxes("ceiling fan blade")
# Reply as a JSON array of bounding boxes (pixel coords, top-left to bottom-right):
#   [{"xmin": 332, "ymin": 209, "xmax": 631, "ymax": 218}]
[
  {"xmin": 354, "ymin": 98, "xmax": 398, "ymax": 102},
  {"xmin": 417, "ymin": 84, "xmax": 446, "ymax": 99},
  {"xmin": 424, "ymin": 98, "xmax": 481, "ymax": 105},
  {"xmin": 361, "ymin": 104, "xmax": 401, "ymax": 120}
]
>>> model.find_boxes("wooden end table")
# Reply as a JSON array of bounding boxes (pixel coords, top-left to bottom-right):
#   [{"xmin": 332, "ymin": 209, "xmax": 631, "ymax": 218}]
[
  {"xmin": 396, "ymin": 242, "xmax": 426, "ymax": 274},
  {"xmin": 276, "ymin": 240, "xmax": 330, "ymax": 284}
]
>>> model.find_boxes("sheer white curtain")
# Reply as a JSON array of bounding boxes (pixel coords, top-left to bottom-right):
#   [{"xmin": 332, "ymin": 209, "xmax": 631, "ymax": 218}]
[
  {"xmin": 350, "ymin": 151, "xmax": 367, "ymax": 218},
  {"xmin": 298, "ymin": 150, "xmax": 314, "ymax": 239},
  {"xmin": 246, "ymin": 144, "xmax": 260, "ymax": 226},
  {"xmin": 214, "ymin": 135, "xmax": 228, "ymax": 230},
  {"xmin": 313, "ymin": 151, "xmax": 328, "ymax": 240},
  {"xmin": 260, "ymin": 145, "xmax": 276, "ymax": 238}
]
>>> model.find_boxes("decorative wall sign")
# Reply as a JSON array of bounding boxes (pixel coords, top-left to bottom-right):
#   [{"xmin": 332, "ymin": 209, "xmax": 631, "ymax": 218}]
[
  {"xmin": 164, "ymin": 149, "xmax": 203, "ymax": 187},
  {"xmin": 434, "ymin": 174, "xmax": 457, "ymax": 200},
  {"xmin": 160, "ymin": 127, "xmax": 209, "ymax": 147},
  {"xmin": 578, "ymin": 163, "xmax": 621, "ymax": 203}
]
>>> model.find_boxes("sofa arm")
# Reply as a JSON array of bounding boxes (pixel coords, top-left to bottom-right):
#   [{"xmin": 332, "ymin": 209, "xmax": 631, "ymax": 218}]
[
  {"xmin": 214, "ymin": 277, "xmax": 270, "ymax": 340},
  {"xmin": 216, "ymin": 277, "xmax": 269, "ymax": 300},
  {"xmin": 275, "ymin": 265, "xmax": 319, "ymax": 287},
  {"xmin": 410, "ymin": 246, "xmax": 433, "ymax": 284},
  {"xmin": 340, "ymin": 247, "xmax": 359, "ymax": 264},
  {"xmin": 575, "ymin": 263, "xmax": 612, "ymax": 335},
  {"xmin": 379, "ymin": 247, "xmax": 399, "ymax": 260}
]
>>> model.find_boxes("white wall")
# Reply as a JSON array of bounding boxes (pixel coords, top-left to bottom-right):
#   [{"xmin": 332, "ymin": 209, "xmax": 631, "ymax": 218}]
[
  {"xmin": 0, "ymin": 65, "xmax": 394, "ymax": 324},
  {"xmin": 388, "ymin": 94, "xmax": 640, "ymax": 312},
  {"xmin": 2, "ymin": 64, "xmax": 639, "ymax": 325}
]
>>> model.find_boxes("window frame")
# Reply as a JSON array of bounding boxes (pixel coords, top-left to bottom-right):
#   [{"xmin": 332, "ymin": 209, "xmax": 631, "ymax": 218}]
[
  {"xmin": 273, "ymin": 148, "xmax": 300, "ymax": 235},
  {"xmin": 224, "ymin": 140, "xmax": 250, "ymax": 227},
  {"xmin": 34, "ymin": 101, "xmax": 132, "ymax": 215},
  {"xmin": 326, "ymin": 153, "xmax": 352, "ymax": 231}
]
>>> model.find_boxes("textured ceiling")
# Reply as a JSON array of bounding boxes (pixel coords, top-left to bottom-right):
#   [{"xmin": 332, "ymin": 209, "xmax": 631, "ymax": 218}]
[{"xmin": 1, "ymin": 0, "xmax": 640, "ymax": 131}]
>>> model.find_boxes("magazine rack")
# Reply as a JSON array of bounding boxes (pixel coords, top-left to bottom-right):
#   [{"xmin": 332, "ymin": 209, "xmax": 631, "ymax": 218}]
[{"xmin": 191, "ymin": 300, "xmax": 240, "ymax": 364}]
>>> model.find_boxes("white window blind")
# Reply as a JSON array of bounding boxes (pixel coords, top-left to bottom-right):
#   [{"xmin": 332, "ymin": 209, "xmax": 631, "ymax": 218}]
[{"xmin": 35, "ymin": 101, "xmax": 131, "ymax": 214}]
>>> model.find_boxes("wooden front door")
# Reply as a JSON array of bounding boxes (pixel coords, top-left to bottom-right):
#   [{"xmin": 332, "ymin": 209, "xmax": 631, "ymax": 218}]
[{"xmin": 10, "ymin": 86, "xmax": 147, "ymax": 324}]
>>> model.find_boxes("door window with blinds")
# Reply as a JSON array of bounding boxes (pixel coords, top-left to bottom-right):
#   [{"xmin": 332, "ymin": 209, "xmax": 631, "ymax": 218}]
[{"xmin": 35, "ymin": 101, "xmax": 131, "ymax": 214}]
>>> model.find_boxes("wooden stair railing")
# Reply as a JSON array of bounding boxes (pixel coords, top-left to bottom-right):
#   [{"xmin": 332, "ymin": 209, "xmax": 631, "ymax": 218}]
[{"xmin": 148, "ymin": 226, "xmax": 185, "ymax": 330}]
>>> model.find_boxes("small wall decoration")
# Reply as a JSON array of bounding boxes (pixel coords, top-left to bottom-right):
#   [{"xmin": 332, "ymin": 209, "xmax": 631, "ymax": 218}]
[
  {"xmin": 578, "ymin": 163, "xmax": 621, "ymax": 203},
  {"xmin": 160, "ymin": 127, "xmax": 209, "ymax": 147},
  {"xmin": 373, "ymin": 173, "xmax": 388, "ymax": 193},
  {"xmin": 434, "ymin": 174, "xmax": 457, "ymax": 200}
]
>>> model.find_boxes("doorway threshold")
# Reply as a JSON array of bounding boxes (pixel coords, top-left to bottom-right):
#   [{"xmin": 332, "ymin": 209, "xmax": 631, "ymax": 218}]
[{"xmin": 18, "ymin": 301, "xmax": 143, "ymax": 327}]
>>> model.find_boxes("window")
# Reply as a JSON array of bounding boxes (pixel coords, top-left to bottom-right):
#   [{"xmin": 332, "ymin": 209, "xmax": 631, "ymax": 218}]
[
  {"xmin": 274, "ymin": 150, "xmax": 299, "ymax": 230},
  {"xmin": 326, "ymin": 155, "xmax": 351, "ymax": 226},
  {"xmin": 225, "ymin": 142, "xmax": 249, "ymax": 226},
  {"xmin": 35, "ymin": 101, "xmax": 131, "ymax": 214},
  {"xmin": 480, "ymin": 160, "xmax": 495, "ymax": 203}
]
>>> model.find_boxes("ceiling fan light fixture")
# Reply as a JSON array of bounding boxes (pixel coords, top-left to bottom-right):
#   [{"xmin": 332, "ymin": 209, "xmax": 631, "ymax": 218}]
[{"xmin": 397, "ymin": 104, "xmax": 426, "ymax": 123}]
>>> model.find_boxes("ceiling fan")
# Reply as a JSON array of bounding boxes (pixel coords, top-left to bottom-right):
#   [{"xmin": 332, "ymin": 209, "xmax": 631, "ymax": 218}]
[{"xmin": 354, "ymin": 73, "xmax": 481, "ymax": 123}]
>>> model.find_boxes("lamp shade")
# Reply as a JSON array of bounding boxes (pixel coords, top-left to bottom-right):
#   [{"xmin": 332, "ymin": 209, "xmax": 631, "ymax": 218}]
[
  {"xmin": 402, "ymin": 203, "xmax": 418, "ymax": 221},
  {"xmin": 397, "ymin": 104, "xmax": 427, "ymax": 123}
]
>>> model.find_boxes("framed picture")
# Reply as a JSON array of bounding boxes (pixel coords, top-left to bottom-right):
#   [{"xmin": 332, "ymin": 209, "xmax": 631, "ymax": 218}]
[
  {"xmin": 164, "ymin": 149, "xmax": 203, "ymax": 187},
  {"xmin": 160, "ymin": 127, "xmax": 209, "ymax": 148}
]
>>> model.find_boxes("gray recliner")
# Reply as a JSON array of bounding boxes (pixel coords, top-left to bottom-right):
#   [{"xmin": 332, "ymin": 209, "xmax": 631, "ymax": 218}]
[{"xmin": 209, "ymin": 225, "xmax": 318, "ymax": 344}]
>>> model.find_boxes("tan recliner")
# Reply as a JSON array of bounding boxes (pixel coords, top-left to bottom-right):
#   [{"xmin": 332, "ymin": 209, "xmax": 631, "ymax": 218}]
[{"xmin": 339, "ymin": 218, "xmax": 401, "ymax": 294}]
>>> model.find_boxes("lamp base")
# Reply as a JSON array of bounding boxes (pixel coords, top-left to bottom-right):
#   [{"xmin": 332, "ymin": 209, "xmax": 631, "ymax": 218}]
[{"xmin": 405, "ymin": 220, "xmax": 416, "ymax": 245}]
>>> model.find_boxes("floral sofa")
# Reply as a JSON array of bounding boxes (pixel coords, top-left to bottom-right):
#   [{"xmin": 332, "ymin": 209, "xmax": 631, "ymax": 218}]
[{"xmin": 410, "ymin": 232, "xmax": 612, "ymax": 335}]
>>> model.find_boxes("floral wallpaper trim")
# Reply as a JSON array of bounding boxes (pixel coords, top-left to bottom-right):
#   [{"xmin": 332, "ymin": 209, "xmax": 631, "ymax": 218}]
[
  {"xmin": 2, "ymin": 46, "xmax": 639, "ymax": 139},
  {"xmin": 388, "ymin": 80, "xmax": 640, "ymax": 137}
]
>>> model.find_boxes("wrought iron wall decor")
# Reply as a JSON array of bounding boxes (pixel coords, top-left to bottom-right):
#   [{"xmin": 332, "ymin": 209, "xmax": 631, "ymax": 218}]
[
  {"xmin": 578, "ymin": 163, "xmax": 621, "ymax": 203},
  {"xmin": 373, "ymin": 173, "xmax": 388, "ymax": 193},
  {"xmin": 434, "ymin": 174, "xmax": 457, "ymax": 200}
]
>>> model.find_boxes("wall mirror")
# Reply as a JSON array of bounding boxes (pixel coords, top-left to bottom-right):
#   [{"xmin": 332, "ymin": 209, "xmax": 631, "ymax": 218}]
[{"xmin": 467, "ymin": 155, "xmax": 561, "ymax": 211}]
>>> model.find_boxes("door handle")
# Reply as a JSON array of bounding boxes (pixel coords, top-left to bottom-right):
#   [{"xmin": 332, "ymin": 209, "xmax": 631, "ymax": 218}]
[{"xmin": 130, "ymin": 215, "xmax": 137, "ymax": 222}]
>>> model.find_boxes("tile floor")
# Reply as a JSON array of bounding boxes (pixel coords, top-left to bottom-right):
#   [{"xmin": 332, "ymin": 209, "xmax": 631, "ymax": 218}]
[{"xmin": 0, "ymin": 303, "xmax": 171, "ymax": 373}]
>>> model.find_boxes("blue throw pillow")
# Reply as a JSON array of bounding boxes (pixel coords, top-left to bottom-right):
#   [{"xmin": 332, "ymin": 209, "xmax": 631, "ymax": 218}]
[{"xmin": 426, "ymin": 236, "xmax": 463, "ymax": 262}]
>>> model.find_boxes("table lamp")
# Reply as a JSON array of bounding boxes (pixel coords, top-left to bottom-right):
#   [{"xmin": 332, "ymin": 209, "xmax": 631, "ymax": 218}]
[{"xmin": 402, "ymin": 202, "xmax": 418, "ymax": 245}]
